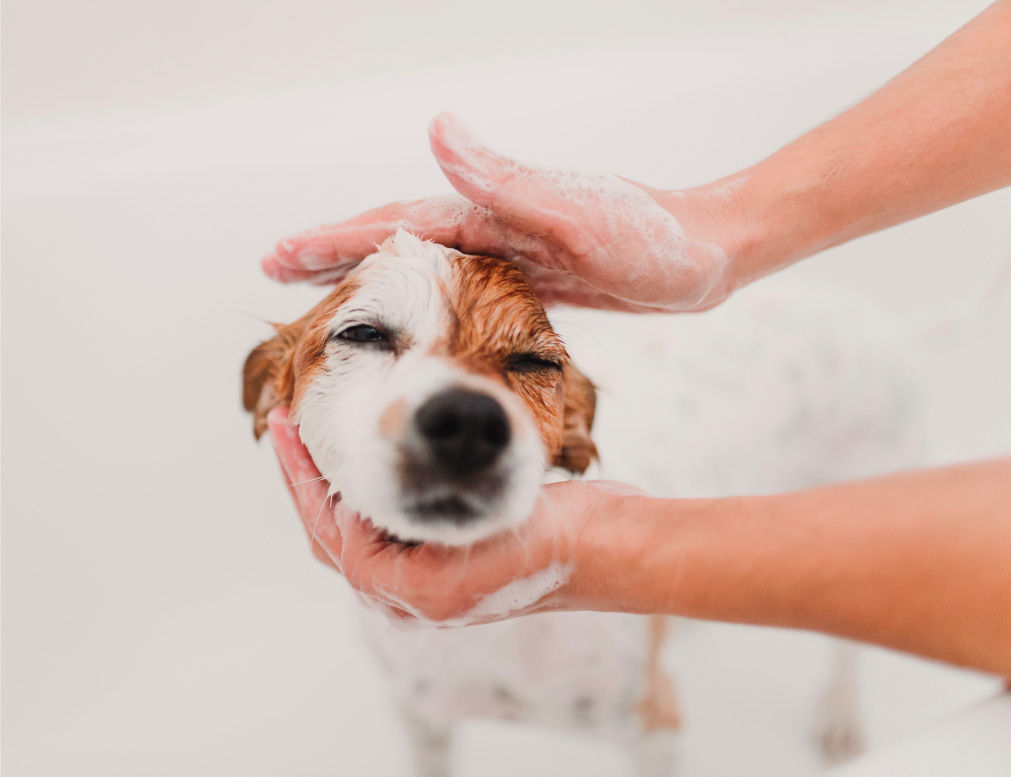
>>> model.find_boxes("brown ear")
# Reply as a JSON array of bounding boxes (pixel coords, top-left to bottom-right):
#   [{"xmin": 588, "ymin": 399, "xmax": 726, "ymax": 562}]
[
  {"xmin": 242, "ymin": 322, "xmax": 303, "ymax": 439},
  {"xmin": 553, "ymin": 362, "xmax": 599, "ymax": 474},
  {"xmin": 242, "ymin": 282, "xmax": 360, "ymax": 439}
]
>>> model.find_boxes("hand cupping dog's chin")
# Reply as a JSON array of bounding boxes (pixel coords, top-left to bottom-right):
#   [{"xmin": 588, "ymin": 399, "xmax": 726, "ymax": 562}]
[{"xmin": 246, "ymin": 231, "xmax": 599, "ymax": 579}]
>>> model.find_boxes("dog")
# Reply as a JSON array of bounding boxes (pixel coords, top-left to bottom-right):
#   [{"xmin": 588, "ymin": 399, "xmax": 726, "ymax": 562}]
[{"xmin": 243, "ymin": 229, "xmax": 921, "ymax": 775}]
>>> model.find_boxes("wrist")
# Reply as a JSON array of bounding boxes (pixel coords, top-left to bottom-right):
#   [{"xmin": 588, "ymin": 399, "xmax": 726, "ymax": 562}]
[
  {"xmin": 569, "ymin": 487, "xmax": 749, "ymax": 617},
  {"xmin": 633, "ymin": 493, "xmax": 759, "ymax": 619},
  {"xmin": 652, "ymin": 180, "xmax": 784, "ymax": 302},
  {"xmin": 667, "ymin": 149, "xmax": 847, "ymax": 295},
  {"xmin": 735, "ymin": 146, "xmax": 850, "ymax": 283}
]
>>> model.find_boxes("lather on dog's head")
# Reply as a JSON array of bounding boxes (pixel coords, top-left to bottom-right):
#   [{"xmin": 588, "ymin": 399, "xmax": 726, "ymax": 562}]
[{"xmin": 243, "ymin": 230, "xmax": 597, "ymax": 545}]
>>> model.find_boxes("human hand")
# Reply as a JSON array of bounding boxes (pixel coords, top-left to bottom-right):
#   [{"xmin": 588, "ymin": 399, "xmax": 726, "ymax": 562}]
[
  {"xmin": 261, "ymin": 113, "xmax": 744, "ymax": 312},
  {"xmin": 266, "ymin": 406, "xmax": 646, "ymax": 625},
  {"xmin": 269, "ymin": 405, "xmax": 1011, "ymax": 670}
]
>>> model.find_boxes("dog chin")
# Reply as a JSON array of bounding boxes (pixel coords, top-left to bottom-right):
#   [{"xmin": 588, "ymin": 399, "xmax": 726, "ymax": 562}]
[{"xmin": 342, "ymin": 477, "xmax": 542, "ymax": 547}]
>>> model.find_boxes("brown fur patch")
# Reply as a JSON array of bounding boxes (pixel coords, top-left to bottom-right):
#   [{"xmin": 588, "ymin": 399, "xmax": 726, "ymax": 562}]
[
  {"xmin": 242, "ymin": 250, "xmax": 598, "ymax": 474},
  {"xmin": 241, "ymin": 279, "xmax": 359, "ymax": 438},
  {"xmin": 556, "ymin": 363, "xmax": 598, "ymax": 474},
  {"xmin": 431, "ymin": 254, "xmax": 597, "ymax": 472}
]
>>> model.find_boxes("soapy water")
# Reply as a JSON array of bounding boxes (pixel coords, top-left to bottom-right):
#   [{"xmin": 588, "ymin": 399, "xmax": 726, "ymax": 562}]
[
  {"xmin": 459, "ymin": 562, "xmax": 571, "ymax": 622},
  {"xmin": 366, "ymin": 563, "xmax": 574, "ymax": 630}
]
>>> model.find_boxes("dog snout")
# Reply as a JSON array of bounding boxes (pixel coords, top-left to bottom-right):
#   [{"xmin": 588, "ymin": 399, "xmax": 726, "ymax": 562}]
[{"xmin": 415, "ymin": 389, "xmax": 511, "ymax": 475}]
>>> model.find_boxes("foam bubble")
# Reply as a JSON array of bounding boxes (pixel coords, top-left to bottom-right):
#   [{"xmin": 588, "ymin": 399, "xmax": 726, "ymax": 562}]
[
  {"xmin": 434, "ymin": 114, "xmax": 730, "ymax": 310},
  {"xmin": 456, "ymin": 562, "xmax": 572, "ymax": 623}
]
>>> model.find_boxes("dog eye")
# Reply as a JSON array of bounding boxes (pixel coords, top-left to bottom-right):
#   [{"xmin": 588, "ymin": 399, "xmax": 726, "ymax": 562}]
[
  {"xmin": 505, "ymin": 353, "xmax": 564, "ymax": 374},
  {"xmin": 334, "ymin": 324, "xmax": 389, "ymax": 345}
]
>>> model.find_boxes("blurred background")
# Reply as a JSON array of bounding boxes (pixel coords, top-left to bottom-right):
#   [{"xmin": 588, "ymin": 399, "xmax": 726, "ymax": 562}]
[{"xmin": 3, "ymin": 0, "xmax": 1009, "ymax": 775}]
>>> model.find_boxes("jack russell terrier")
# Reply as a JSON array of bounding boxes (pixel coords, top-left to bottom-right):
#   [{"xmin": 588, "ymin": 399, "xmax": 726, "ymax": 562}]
[{"xmin": 243, "ymin": 229, "xmax": 921, "ymax": 776}]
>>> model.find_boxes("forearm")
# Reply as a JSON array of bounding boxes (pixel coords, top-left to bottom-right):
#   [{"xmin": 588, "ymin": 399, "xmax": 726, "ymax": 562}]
[
  {"xmin": 697, "ymin": 1, "xmax": 1011, "ymax": 289},
  {"xmin": 591, "ymin": 459, "xmax": 1011, "ymax": 674}
]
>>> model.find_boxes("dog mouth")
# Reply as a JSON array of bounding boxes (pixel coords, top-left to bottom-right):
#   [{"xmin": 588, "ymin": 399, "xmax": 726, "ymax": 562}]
[{"xmin": 402, "ymin": 494, "xmax": 480, "ymax": 524}]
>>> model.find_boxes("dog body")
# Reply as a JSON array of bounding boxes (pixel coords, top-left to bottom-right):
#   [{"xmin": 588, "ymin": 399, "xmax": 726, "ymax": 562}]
[
  {"xmin": 244, "ymin": 231, "xmax": 921, "ymax": 776},
  {"xmin": 360, "ymin": 609, "xmax": 666, "ymax": 773},
  {"xmin": 555, "ymin": 284, "xmax": 922, "ymax": 500}
]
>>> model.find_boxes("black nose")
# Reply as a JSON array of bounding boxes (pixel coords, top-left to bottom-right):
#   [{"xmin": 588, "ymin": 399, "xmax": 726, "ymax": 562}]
[{"xmin": 415, "ymin": 389, "xmax": 511, "ymax": 475}]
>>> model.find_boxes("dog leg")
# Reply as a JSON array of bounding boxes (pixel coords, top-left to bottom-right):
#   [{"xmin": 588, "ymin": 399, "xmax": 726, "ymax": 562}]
[
  {"xmin": 628, "ymin": 615, "xmax": 682, "ymax": 777},
  {"xmin": 811, "ymin": 640, "xmax": 865, "ymax": 764},
  {"xmin": 400, "ymin": 707, "xmax": 454, "ymax": 777}
]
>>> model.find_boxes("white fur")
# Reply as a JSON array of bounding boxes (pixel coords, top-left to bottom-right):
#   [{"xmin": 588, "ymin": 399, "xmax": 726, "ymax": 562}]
[
  {"xmin": 294, "ymin": 235, "xmax": 922, "ymax": 775},
  {"xmin": 295, "ymin": 230, "xmax": 545, "ymax": 545}
]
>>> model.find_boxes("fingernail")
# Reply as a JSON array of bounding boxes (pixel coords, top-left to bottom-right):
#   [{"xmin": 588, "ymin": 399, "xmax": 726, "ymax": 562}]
[
  {"xmin": 262, "ymin": 255, "xmax": 288, "ymax": 280},
  {"xmin": 271, "ymin": 238, "xmax": 305, "ymax": 270}
]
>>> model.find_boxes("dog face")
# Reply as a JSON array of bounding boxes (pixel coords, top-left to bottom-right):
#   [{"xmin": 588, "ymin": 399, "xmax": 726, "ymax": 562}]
[{"xmin": 244, "ymin": 230, "xmax": 597, "ymax": 545}]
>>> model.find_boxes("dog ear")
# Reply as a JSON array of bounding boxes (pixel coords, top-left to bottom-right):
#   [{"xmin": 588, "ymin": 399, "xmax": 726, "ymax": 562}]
[
  {"xmin": 242, "ymin": 321, "xmax": 304, "ymax": 439},
  {"xmin": 243, "ymin": 282, "xmax": 359, "ymax": 439},
  {"xmin": 553, "ymin": 362, "xmax": 599, "ymax": 474}
]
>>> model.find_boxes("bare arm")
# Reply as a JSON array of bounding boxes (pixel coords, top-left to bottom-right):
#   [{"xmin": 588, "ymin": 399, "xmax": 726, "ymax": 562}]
[
  {"xmin": 269, "ymin": 407, "xmax": 1011, "ymax": 675},
  {"xmin": 586, "ymin": 458, "xmax": 1011, "ymax": 675},
  {"xmin": 714, "ymin": 0, "xmax": 1011, "ymax": 287},
  {"xmin": 263, "ymin": 2, "xmax": 1011, "ymax": 313}
]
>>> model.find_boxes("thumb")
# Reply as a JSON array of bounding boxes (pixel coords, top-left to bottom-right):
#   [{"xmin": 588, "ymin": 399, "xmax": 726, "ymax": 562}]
[{"xmin": 428, "ymin": 113, "xmax": 560, "ymax": 230}]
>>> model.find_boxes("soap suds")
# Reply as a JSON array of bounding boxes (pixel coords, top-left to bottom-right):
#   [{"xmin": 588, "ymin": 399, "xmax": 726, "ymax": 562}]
[
  {"xmin": 431, "ymin": 114, "xmax": 730, "ymax": 310},
  {"xmin": 455, "ymin": 562, "xmax": 572, "ymax": 623}
]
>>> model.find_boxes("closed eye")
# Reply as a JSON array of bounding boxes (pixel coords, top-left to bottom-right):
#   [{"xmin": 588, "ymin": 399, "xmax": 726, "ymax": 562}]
[
  {"xmin": 331, "ymin": 324, "xmax": 392, "ymax": 348},
  {"xmin": 505, "ymin": 353, "xmax": 564, "ymax": 374}
]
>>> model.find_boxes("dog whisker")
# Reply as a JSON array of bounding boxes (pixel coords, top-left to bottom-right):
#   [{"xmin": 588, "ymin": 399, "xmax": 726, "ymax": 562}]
[
  {"xmin": 289, "ymin": 474, "xmax": 327, "ymax": 488},
  {"xmin": 308, "ymin": 493, "xmax": 331, "ymax": 555}
]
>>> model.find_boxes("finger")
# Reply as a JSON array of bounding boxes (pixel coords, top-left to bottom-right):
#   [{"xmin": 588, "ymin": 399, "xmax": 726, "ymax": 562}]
[
  {"xmin": 428, "ymin": 112, "xmax": 526, "ymax": 212},
  {"xmin": 263, "ymin": 254, "xmax": 380, "ymax": 287},
  {"xmin": 334, "ymin": 512, "xmax": 449, "ymax": 605},
  {"xmin": 267, "ymin": 406, "xmax": 324, "ymax": 491},
  {"xmin": 261, "ymin": 255, "xmax": 320, "ymax": 283},
  {"xmin": 262, "ymin": 256, "xmax": 355, "ymax": 286},
  {"xmin": 266, "ymin": 407, "xmax": 345, "ymax": 562},
  {"xmin": 265, "ymin": 195, "xmax": 485, "ymax": 274},
  {"xmin": 273, "ymin": 460, "xmax": 343, "ymax": 571},
  {"xmin": 337, "ymin": 511, "xmax": 397, "ymax": 564},
  {"xmin": 428, "ymin": 113, "xmax": 574, "ymax": 242}
]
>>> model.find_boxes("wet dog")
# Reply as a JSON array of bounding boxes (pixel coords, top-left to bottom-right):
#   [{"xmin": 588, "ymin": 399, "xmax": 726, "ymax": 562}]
[{"xmin": 244, "ymin": 230, "xmax": 921, "ymax": 775}]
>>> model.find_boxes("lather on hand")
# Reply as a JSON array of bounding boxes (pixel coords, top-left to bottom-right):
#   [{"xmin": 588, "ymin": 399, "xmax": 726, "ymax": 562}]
[{"xmin": 262, "ymin": 112, "xmax": 739, "ymax": 313}]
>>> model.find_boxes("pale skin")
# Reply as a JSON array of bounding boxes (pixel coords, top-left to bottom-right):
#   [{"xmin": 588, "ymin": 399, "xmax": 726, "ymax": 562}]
[{"xmin": 264, "ymin": 2, "xmax": 1011, "ymax": 673}]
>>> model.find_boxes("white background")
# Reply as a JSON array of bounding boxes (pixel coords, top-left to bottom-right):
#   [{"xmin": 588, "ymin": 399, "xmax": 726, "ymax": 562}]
[{"xmin": 3, "ymin": 1, "xmax": 1010, "ymax": 775}]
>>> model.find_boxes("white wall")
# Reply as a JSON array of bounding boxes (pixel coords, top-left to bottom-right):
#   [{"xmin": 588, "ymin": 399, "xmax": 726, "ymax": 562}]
[{"xmin": 3, "ymin": 1, "xmax": 1008, "ymax": 775}]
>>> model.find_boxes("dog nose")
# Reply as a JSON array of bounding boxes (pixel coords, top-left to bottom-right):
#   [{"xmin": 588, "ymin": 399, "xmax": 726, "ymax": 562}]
[{"xmin": 415, "ymin": 389, "xmax": 511, "ymax": 475}]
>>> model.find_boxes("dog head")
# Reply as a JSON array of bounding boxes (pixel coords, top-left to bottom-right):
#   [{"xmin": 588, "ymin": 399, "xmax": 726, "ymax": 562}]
[{"xmin": 243, "ymin": 230, "xmax": 597, "ymax": 545}]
